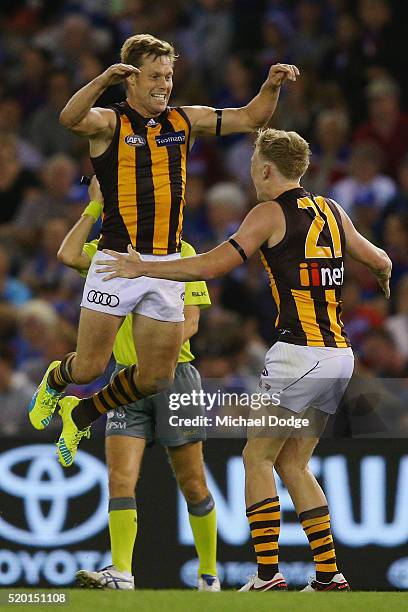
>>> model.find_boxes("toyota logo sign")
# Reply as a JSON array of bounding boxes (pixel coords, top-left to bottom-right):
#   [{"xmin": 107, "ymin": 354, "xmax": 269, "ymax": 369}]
[{"xmin": 0, "ymin": 445, "xmax": 108, "ymax": 547}]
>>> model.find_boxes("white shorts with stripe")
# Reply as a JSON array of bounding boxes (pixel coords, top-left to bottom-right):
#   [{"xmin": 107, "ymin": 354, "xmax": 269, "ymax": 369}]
[
  {"xmin": 80, "ymin": 251, "xmax": 184, "ymax": 322},
  {"xmin": 259, "ymin": 341, "xmax": 354, "ymax": 414}
]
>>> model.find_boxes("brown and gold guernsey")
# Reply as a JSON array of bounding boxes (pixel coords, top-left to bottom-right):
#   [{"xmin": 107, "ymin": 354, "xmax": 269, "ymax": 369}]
[
  {"xmin": 91, "ymin": 101, "xmax": 191, "ymax": 254},
  {"xmin": 260, "ymin": 187, "xmax": 350, "ymax": 348}
]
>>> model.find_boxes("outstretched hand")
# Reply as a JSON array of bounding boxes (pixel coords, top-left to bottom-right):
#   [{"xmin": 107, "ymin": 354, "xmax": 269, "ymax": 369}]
[
  {"xmin": 376, "ymin": 269, "xmax": 391, "ymax": 300},
  {"xmin": 96, "ymin": 245, "xmax": 143, "ymax": 281},
  {"xmin": 266, "ymin": 63, "xmax": 300, "ymax": 88}
]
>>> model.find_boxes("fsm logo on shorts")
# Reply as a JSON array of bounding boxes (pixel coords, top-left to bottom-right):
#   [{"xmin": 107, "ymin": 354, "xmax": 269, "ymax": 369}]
[{"xmin": 125, "ymin": 134, "xmax": 146, "ymax": 147}]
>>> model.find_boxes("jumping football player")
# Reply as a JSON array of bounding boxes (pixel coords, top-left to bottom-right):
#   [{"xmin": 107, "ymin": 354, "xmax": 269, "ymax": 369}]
[
  {"xmin": 28, "ymin": 33, "xmax": 299, "ymax": 467},
  {"xmin": 56, "ymin": 177, "xmax": 219, "ymax": 591},
  {"xmin": 94, "ymin": 128, "xmax": 392, "ymax": 592}
]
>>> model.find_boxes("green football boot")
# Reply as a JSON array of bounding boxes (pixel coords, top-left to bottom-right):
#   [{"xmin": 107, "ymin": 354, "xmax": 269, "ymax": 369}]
[
  {"xmin": 28, "ymin": 361, "xmax": 64, "ymax": 430},
  {"xmin": 57, "ymin": 396, "xmax": 91, "ymax": 467}
]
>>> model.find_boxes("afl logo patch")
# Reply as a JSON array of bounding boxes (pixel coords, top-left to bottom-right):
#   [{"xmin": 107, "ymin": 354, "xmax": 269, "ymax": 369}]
[{"xmin": 125, "ymin": 134, "xmax": 146, "ymax": 147}]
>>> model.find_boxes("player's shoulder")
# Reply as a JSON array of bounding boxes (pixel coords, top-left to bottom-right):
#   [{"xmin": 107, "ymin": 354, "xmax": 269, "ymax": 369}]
[{"xmin": 249, "ymin": 200, "xmax": 284, "ymax": 223}]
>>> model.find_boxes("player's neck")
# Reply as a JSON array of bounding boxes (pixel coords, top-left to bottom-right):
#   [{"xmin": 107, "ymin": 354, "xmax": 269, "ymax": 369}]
[
  {"xmin": 263, "ymin": 180, "xmax": 301, "ymax": 201},
  {"xmin": 126, "ymin": 96, "xmax": 162, "ymax": 119}
]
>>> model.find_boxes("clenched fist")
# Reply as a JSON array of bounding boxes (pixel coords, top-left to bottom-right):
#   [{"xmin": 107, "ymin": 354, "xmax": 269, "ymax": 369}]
[{"xmin": 266, "ymin": 63, "xmax": 300, "ymax": 89}]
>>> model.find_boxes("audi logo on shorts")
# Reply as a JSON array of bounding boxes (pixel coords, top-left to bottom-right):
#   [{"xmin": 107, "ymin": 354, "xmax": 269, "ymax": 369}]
[{"xmin": 87, "ymin": 290, "xmax": 120, "ymax": 307}]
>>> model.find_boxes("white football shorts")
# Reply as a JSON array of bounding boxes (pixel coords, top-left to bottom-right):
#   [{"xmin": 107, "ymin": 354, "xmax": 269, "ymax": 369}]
[
  {"xmin": 80, "ymin": 251, "xmax": 184, "ymax": 322},
  {"xmin": 259, "ymin": 341, "xmax": 354, "ymax": 414}
]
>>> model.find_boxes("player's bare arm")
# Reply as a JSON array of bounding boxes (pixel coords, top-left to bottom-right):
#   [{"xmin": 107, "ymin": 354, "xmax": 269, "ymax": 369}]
[
  {"xmin": 183, "ymin": 305, "xmax": 200, "ymax": 343},
  {"xmin": 183, "ymin": 64, "xmax": 300, "ymax": 137},
  {"xmin": 336, "ymin": 204, "xmax": 392, "ymax": 299},
  {"xmin": 59, "ymin": 64, "xmax": 139, "ymax": 138},
  {"xmin": 57, "ymin": 177, "xmax": 103, "ymax": 271},
  {"xmin": 95, "ymin": 201, "xmax": 283, "ymax": 282}
]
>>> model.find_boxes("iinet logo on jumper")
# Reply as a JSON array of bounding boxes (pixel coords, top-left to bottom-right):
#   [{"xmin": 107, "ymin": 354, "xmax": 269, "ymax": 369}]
[{"xmin": 299, "ymin": 262, "xmax": 344, "ymax": 287}]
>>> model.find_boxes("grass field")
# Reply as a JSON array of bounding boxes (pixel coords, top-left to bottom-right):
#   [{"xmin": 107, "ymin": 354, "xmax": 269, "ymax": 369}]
[{"xmin": 0, "ymin": 590, "xmax": 406, "ymax": 612}]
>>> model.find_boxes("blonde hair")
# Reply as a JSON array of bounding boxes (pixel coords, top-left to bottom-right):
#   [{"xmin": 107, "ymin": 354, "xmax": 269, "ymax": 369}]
[
  {"xmin": 120, "ymin": 34, "xmax": 177, "ymax": 68},
  {"xmin": 255, "ymin": 128, "xmax": 310, "ymax": 180}
]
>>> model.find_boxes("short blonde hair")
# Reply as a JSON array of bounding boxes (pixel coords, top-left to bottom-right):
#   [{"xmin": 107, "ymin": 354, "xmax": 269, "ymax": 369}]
[
  {"xmin": 120, "ymin": 34, "xmax": 177, "ymax": 68},
  {"xmin": 255, "ymin": 128, "xmax": 310, "ymax": 180}
]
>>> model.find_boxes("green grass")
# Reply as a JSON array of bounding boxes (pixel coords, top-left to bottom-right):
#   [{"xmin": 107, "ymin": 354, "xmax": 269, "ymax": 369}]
[{"xmin": 0, "ymin": 590, "xmax": 407, "ymax": 612}]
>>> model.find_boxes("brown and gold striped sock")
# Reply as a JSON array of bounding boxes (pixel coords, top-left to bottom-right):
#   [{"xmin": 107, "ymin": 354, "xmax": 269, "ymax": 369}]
[
  {"xmin": 247, "ymin": 496, "xmax": 280, "ymax": 580},
  {"xmin": 299, "ymin": 505, "xmax": 338, "ymax": 582},
  {"xmin": 72, "ymin": 365, "xmax": 145, "ymax": 430},
  {"xmin": 47, "ymin": 353, "xmax": 76, "ymax": 392}
]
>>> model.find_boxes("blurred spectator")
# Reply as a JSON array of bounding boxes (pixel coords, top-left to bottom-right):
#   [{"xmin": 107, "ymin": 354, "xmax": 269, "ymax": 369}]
[
  {"xmin": 12, "ymin": 46, "xmax": 50, "ymax": 118},
  {"xmin": 206, "ymin": 182, "xmax": 247, "ymax": 243},
  {"xmin": 0, "ymin": 245, "xmax": 32, "ymax": 307},
  {"xmin": 188, "ymin": 0, "xmax": 232, "ymax": 89},
  {"xmin": 306, "ymin": 108, "xmax": 350, "ymax": 194},
  {"xmin": 183, "ymin": 173, "xmax": 212, "ymax": 249},
  {"xmin": 272, "ymin": 73, "xmax": 316, "ymax": 137},
  {"xmin": 20, "ymin": 317, "xmax": 77, "ymax": 386},
  {"xmin": 330, "ymin": 141, "xmax": 396, "ymax": 236},
  {"xmin": 215, "ymin": 54, "xmax": 255, "ymax": 111},
  {"xmin": 354, "ymin": 78, "xmax": 408, "ymax": 178},
  {"xmin": 320, "ymin": 13, "xmax": 366, "ymax": 123},
  {"xmin": 13, "ymin": 299, "xmax": 59, "ymax": 367},
  {"xmin": 20, "ymin": 217, "xmax": 79, "ymax": 296},
  {"xmin": 0, "ymin": 134, "xmax": 39, "ymax": 226},
  {"xmin": 380, "ymin": 155, "xmax": 408, "ymax": 223},
  {"xmin": 0, "ymin": 346, "xmax": 36, "ymax": 437},
  {"xmin": 225, "ymin": 133, "xmax": 255, "ymax": 189},
  {"xmin": 13, "ymin": 154, "xmax": 80, "ymax": 237},
  {"xmin": 0, "ymin": 303, "xmax": 17, "ymax": 347},
  {"xmin": 258, "ymin": 9, "xmax": 293, "ymax": 76},
  {"xmin": 27, "ymin": 69, "xmax": 78, "ymax": 157},
  {"xmin": 361, "ymin": 328, "xmax": 408, "ymax": 377},
  {"xmin": 358, "ymin": 0, "xmax": 404, "ymax": 85},
  {"xmin": 381, "ymin": 213, "xmax": 408, "ymax": 288},
  {"xmin": 34, "ymin": 13, "xmax": 112, "ymax": 68},
  {"xmin": 0, "ymin": 96, "xmax": 43, "ymax": 170},
  {"xmin": 341, "ymin": 280, "xmax": 384, "ymax": 351},
  {"xmin": 385, "ymin": 274, "xmax": 408, "ymax": 359},
  {"xmin": 290, "ymin": 0, "xmax": 330, "ymax": 69}
]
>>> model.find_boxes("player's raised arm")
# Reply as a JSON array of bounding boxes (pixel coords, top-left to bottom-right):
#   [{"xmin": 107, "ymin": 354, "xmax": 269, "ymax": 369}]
[
  {"xmin": 183, "ymin": 63, "xmax": 300, "ymax": 137},
  {"xmin": 59, "ymin": 64, "xmax": 139, "ymax": 136},
  {"xmin": 95, "ymin": 201, "xmax": 281, "ymax": 282},
  {"xmin": 57, "ymin": 177, "xmax": 103, "ymax": 271},
  {"xmin": 336, "ymin": 203, "xmax": 392, "ymax": 299}
]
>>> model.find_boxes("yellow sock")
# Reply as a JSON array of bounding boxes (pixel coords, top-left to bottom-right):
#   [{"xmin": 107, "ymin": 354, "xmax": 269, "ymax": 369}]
[
  {"xmin": 108, "ymin": 498, "xmax": 137, "ymax": 574},
  {"xmin": 188, "ymin": 495, "xmax": 217, "ymax": 576}
]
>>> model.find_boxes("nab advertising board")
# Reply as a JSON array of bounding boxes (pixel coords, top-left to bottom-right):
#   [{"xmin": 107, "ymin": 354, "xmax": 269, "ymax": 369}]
[{"xmin": 0, "ymin": 437, "xmax": 407, "ymax": 590}]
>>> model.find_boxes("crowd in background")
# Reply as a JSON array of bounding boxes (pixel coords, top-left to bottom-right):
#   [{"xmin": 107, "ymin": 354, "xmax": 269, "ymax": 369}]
[{"xmin": 1, "ymin": 0, "xmax": 408, "ymax": 436}]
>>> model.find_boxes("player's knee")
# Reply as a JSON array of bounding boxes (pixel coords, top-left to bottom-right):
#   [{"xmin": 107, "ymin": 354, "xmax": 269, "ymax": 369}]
[
  {"xmin": 275, "ymin": 457, "xmax": 308, "ymax": 484},
  {"xmin": 108, "ymin": 466, "xmax": 136, "ymax": 498},
  {"xmin": 138, "ymin": 370, "xmax": 175, "ymax": 396},
  {"xmin": 242, "ymin": 442, "xmax": 271, "ymax": 469},
  {"xmin": 178, "ymin": 473, "xmax": 208, "ymax": 505}
]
